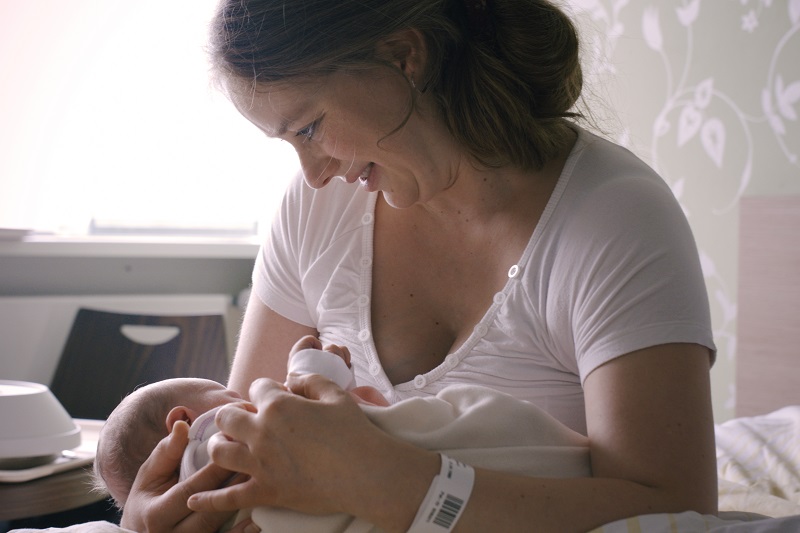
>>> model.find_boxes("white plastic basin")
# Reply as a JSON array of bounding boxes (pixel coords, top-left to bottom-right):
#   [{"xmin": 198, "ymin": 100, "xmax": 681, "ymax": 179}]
[{"xmin": 0, "ymin": 380, "xmax": 81, "ymax": 469}]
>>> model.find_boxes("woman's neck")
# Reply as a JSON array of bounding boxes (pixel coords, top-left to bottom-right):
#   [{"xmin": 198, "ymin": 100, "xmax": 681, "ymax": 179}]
[{"xmin": 416, "ymin": 129, "xmax": 577, "ymax": 227}]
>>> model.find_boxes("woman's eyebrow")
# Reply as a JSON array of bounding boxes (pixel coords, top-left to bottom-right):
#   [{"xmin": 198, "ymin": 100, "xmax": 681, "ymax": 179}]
[
  {"xmin": 274, "ymin": 119, "xmax": 291, "ymax": 137},
  {"xmin": 260, "ymin": 118, "xmax": 291, "ymax": 138}
]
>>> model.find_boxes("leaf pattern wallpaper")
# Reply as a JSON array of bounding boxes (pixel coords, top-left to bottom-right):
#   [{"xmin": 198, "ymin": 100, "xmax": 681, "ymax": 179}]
[{"xmin": 566, "ymin": 0, "xmax": 799, "ymax": 421}]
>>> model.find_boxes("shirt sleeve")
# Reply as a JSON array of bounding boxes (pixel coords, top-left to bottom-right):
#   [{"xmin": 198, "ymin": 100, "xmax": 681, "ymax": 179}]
[
  {"xmin": 252, "ymin": 172, "xmax": 316, "ymax": 327},
  {"xmin": 551, "ymin": 166, "xmax": 716, "ymax": 385}
]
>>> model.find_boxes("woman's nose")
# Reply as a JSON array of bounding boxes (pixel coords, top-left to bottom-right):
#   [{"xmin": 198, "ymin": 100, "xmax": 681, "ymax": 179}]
[{"xmin": 298, "ymin": 149, "xmax": 339, "ymax": 189}]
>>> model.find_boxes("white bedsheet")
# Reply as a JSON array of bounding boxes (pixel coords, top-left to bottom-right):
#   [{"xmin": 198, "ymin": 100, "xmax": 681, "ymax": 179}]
[
  {"xmin": 588, "ymin": 510, "xmax": 800, "ymax": 532},
  {"xmin": 716, "ymin": 405, "xmax": 800, "ymax": 518}
]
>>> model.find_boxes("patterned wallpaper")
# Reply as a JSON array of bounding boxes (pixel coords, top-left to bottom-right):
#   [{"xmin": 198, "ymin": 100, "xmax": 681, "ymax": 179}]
[{"xmin": 566, "ymin": 0, "xmax": 800, "ymax": 421}]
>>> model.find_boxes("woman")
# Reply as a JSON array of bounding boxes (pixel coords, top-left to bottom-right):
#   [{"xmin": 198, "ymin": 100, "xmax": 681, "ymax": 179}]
[{"xmin": 122, "ymin": 0, "xmax": 718, "ymax": 531}]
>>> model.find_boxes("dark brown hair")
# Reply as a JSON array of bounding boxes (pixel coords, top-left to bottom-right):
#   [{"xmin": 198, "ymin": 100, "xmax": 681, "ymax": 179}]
[{"xmin": 210, "ymin": 0, "xmax": 583, "ymax": 170}]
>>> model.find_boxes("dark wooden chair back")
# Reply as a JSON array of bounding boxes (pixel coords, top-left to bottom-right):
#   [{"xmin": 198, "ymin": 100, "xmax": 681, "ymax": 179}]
[{"xmin": 50, "ymin": 308, "xmax": 230, "ymax": 419}]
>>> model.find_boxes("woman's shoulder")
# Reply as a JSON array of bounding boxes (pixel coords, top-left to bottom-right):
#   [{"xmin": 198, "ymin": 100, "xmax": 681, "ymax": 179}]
[
  {"xmin": 571, "ymin": 128, "xmax": 668, "ymax": 189},
  {"xmin": 536, "ymin": 127, "xmax": 697, "ymax": 272},
  {"xmin": 556, "ymin": 128, "xmax": 684, "ymax": 228}
]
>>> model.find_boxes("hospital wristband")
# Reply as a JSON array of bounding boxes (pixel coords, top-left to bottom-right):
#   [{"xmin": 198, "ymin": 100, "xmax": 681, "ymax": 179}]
[{"xmin": 406, "ymin": 454, "xmax": 475, "ymax": 533}]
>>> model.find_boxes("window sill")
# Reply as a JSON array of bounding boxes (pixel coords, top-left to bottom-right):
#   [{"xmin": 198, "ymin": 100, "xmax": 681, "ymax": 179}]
[
  {"xmin": 0, "ymin": 235, "xmax": 260, "ymax": 296},
  {"xmin": 0, "ymin": 234, "xmax": 261, "ymax": 260}
]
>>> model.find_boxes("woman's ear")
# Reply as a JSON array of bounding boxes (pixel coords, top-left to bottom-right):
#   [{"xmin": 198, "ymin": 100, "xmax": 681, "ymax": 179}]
[
  {"xmin": 376, "ymin": 28, "xmax": 428, "ymax": 79},
  {"xmin": 166, "ymin": 406, "xmax": 198, "ymax": 431}
]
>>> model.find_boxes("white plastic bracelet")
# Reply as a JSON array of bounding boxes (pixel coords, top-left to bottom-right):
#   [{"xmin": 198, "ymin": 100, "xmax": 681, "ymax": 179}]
[{"xmin": 407, "ymin": 454, "xmax": 475, "ymax": 533}]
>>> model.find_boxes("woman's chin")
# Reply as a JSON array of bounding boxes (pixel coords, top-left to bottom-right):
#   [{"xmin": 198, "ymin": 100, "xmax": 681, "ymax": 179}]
[{"xmin": 380, "ymin": 191, "xmax": 417, "ymax": 209}]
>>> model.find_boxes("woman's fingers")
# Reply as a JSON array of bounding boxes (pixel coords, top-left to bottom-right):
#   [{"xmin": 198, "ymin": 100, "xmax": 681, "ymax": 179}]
[
  {"xmin": 321, "ymin": 343, "xmax": 351, "ymax": 366},
  {"xmin": 150, "ymin": 464, "xmax": 240, "ymax": 532},
  {"xmin": 142, "ymin": 419, "xmax": 190, "ymax": 484},
  {"xmin": 121, "ymin": 421, "xmax": 191, "ymax": 527},
  {"xmin": 204, "ymin": 431, "xmax": 256, "ymax": 475},
  {"xmin": 248, "ymin": 377, "xmax": 290, "ymax": 403},
  {"xmin": 172, "ymin": 461, "xmax": 240, "ymax": 501},
  {"xmin": 284, "ymin": 372, "xmax": 349, "ymax": 401},
  {"xmin": 121, "ymin": 422, "xmax": 235, "ymax": 533},
  {"xmin": 189, "ymin": 442, "xmax": 281, "ymax": 513},
  {"xmin": 188, "ymin": 477, "xmax": 259, "ymax": 513}
]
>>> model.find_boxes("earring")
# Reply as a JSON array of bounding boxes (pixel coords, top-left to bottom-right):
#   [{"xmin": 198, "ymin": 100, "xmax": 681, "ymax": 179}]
[{"xmin": 411, "ymin": 75, "xmax": 425, "ymax": 94}]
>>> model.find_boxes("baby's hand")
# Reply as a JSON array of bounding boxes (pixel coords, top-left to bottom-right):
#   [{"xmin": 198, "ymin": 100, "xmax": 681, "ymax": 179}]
[
  {"xmin": 290, "ymin": 335, "xmax": 351, "ymax": 367},
  {"xmin": 290, "ymin": 334, "xmax": 323, "ymax": 354},
  {"xmin": 323, "ymin": 344, "xmax": 351, "ymax": 368}
]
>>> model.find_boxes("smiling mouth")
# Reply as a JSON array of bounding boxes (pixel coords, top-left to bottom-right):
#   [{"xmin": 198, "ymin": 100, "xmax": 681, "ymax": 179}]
[{"xmin": 358, "ymin": 163, "xmax": 374, "ymax": 184}]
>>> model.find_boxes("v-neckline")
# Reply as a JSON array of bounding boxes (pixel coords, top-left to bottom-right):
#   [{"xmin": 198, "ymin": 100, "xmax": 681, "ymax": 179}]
[{"xmin": 356, "ymin": 129, "xmax": 586, "ymax": 396}]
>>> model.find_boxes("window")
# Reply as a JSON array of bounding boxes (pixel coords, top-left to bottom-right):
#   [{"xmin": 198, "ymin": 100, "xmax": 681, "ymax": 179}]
[{"xmin": 0, "ymin": 0, "xmax": 299, "ymax": 238}]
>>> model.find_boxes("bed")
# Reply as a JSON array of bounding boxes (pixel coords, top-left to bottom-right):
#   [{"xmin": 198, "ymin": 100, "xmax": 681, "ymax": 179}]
[
  {"xmin": 8, "ymin": 196, "xmax": 800, "ymax": 532},
  {"xmin": 715, "ymin": 196, "xmax": 800, "ymax": 519}
]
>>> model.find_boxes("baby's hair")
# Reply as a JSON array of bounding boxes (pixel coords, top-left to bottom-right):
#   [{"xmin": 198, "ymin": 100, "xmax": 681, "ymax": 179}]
[{"xmin": 93, "ymin": 383, "xmax": 179, "ymax": 509}]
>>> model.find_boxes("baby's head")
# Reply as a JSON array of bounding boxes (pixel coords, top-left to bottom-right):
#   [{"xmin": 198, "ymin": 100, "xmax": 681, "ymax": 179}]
[{"xmin": 94, "ymin": 377, "xmax": 242, "ymax": 508}]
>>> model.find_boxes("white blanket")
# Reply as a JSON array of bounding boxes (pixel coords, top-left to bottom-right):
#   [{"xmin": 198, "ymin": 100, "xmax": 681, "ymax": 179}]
[{"xmin": 248, "ymin": 384, "xmax": 591, "ymax": 532}]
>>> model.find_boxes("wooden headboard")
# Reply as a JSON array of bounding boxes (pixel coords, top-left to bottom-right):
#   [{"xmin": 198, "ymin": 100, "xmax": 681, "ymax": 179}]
[{"xmin": 735, "ymin": 196, "xmax": 800, "ymax": 417}]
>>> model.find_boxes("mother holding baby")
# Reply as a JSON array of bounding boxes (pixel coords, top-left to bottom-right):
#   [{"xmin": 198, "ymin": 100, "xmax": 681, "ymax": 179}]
[{"xmin": 121, "ymin": 0, "xmax": 718, "ymax": 531}]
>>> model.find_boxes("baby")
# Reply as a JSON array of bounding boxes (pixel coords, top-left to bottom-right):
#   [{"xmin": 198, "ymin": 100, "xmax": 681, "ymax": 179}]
[{"xmin": 94, "ymin": 335, "xmax": 387, "ymax": 509}]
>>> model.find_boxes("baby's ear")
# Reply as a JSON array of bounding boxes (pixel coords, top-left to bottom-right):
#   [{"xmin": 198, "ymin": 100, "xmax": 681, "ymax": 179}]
[{"xmin": 166, "ymin": 406, "xmax": 198, "ymax": 431}]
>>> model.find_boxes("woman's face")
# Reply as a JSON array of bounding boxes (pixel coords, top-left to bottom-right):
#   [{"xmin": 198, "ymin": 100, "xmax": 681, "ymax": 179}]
[{"xmin": 231, "ymin": 68, "xmax": 459, "ymax": 208}]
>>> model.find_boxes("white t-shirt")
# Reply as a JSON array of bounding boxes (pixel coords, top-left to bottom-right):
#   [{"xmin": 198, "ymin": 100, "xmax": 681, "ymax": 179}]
[{"xmin": 253, "ymin": 127, "xmax": 715, "ymax": 435}]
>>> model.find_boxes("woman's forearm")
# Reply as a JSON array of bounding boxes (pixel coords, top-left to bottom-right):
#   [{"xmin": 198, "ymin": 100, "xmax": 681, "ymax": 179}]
[
  {"xmin": 363, "ymin": 462, "xmax": 715, "ymax": 533},
  {"xmin": 345, "ymin": 440, "xmax": 442, "ymax": 533},
  {"xmin": 454, "ymin": 469, "xmax": 716, "ymax": 533},
  {"xmin": 227, "ymin": 293, "xmax": 317, "ymax": 396}
]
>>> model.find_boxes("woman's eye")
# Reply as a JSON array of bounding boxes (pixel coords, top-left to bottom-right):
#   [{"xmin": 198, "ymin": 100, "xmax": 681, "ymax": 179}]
[{"xmin": 296, "ymin": 120, "xmax": 319, "ymax": 142}]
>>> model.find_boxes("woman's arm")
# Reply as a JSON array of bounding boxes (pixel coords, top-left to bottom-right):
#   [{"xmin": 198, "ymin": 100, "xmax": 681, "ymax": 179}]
[
  {"xmin": 452, "ymin": 342, "xmax": 717, "ymax": 532},
  {"xmin": 227, "ymin": 289, "xmax": 318, "ymax": 396},
  {"xmin": 189, "ymin": 342, "xmax": 716, "ymax": 533}
]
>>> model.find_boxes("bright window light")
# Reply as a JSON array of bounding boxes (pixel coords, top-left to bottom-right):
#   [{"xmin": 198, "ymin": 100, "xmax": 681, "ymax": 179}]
[{"xmin": 0, "ymin": 0, "xmax": 299, "ymax": 238}]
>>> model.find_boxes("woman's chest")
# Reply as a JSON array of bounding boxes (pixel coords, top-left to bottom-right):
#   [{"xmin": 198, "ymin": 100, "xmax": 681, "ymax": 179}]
[{"xmin": 369, "ymin": 214, "xmax": 530, "ymax": 384}]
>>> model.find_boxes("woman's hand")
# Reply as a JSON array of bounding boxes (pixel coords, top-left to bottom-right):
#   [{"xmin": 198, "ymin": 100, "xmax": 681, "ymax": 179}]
[
  {"xmin": 188, "ymin": 375, "xmax": 439, "ymax": 531},
  {"xmin": 187, "ymin": 376, "xmax": 365, "ymax": 514},
  {"xmin": 120, "ymin": 420, "xmax": 238, "ymax": 533}
]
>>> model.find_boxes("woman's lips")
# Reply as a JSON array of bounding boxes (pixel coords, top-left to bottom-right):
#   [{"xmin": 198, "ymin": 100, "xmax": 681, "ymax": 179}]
[
  {"xmin": 336, "ymin": 163, "xmax": 377, "ymax": 190},
  {"xmin": 358, "ymin": 162, "xmax": 376, "ymax": 191}
]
